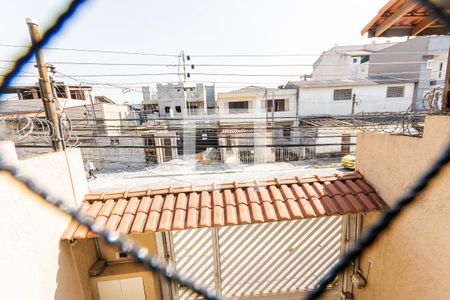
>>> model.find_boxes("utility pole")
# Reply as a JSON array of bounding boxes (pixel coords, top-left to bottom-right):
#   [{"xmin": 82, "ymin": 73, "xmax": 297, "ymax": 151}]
[
  {"xmin": 442, "ymin": 47, "xmax": 450, "ymax": 111},
  {"xmin": 26, "ymin": 18, "xmax": 63, "ymax": 151},
  {"xmin": 351, "ymin": 94, "xmax": 357, "ymax": 125},
  {"xmin": 271, "ymin": 90, "xmax": 275, "ymax": 125}
]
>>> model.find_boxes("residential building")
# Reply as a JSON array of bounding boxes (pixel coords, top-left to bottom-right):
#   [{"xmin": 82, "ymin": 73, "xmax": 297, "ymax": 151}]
[
  {"xmin": 141, "ymin": 82, "xmax": 216, "ymax": 118},
  {"xmin": 312, "ymin": 37, "xmax": 450, "ymax": 110},
  {"xmin": 2, "ymin": 82, "xmax": 93, "ymax": 107},
  {"xmin": 217, "ymin": 86, "xmax": 298, "ymax": 163},
  {"xmin": 285, "ymin": 78, "xmax": 416, "ymax": 116},
  {"xmin": 368, "ymin": 36, "xmax": 450, "ymax": 109},
  {"xmin": 312, "ymin": 42, "xmax": 398, "ymax": 80}
]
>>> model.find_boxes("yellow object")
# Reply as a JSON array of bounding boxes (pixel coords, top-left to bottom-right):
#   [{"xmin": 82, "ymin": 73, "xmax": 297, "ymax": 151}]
[{"xmin": 341, "ymin": 154, "xmax": 356, "ymax": 170}]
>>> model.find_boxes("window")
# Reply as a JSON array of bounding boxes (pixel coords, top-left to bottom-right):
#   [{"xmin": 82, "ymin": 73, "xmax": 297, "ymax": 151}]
[
  {"xmin": 352, "ymin": 58, "xmax": 358, "ymax": 63},
  {"xmin": 110, "ymin": 138, "xmax": 119, "ymax": 146},
  {"xmin": 333, "ymin": 89, "xmax": 352, "ymax": 101},
  {"xmin": 262, "ymin": 99, "xmax": 288, "ymax": 112},
  {"xmin": 228, "ymin": 101, "xmax": 249, "ymax": 113},
  {"xmin": 164, "ymin": 106, "xmax": 170, "ymax": 114},
  {"xmin": 175, "ymin": 106, "xmax": 182, "ymax": 113},
  {"xmin": 69, "ymin": 89, "xmax": 86, "ymax": 100},
  {"xmin": 386, "ymin": 86, "xmax": 405, "ymax": 98},
  {"xmin": 143, "ymin": 104, "xmax": 159, "ymax": 113},
  {"xmin": 361, "ymin": 55, "xmax": 369, "ymax": 64}
]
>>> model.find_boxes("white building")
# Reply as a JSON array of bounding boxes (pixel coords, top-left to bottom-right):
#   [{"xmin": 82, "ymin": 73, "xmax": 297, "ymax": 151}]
[
  {"xmin": 217, "ymin": 86, "xmax": 298, "ymax": 164},
  {"xmin": 312, "ymin": 42, "xmax": 397, "ymax": 80},
  {"xmin": 217, "ymin": 86, "xmax": 297, "ymax": 125},
  {"xmin": 142, "ymin": 82, "xmax": 216, "ymax": 118},
  {"xmin": 286, "ymin": 78, "xmax": 416, "ymax": 116}
]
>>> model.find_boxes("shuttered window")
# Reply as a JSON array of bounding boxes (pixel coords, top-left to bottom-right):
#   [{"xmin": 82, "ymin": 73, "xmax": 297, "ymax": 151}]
[
  {"xmin": 386, "ymin": 86, "xmax": 405, "ymax": 98},
  {"xmin": 333, "ymin": 89, "xmax": 352, "ymax": 101}
]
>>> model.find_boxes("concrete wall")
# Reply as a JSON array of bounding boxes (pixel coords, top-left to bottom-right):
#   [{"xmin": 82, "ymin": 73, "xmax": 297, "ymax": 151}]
[
  {"xmin": 354, "ymin": 115, "xmax": 450, "ymax": 300},
  {"xmin": 0, "ymin": 148, "xmax": 90, "ymax": 299},
  {"xmin": 313, "ymin": 51, "xmax": 368, "ymax": 80},
  {"xmin": 156, "ymin": 82, "xmax": 207, "ymax": 117},
  {"xmin": 297, "ymin": 82, "xmax": 415, "ymax": 116}
]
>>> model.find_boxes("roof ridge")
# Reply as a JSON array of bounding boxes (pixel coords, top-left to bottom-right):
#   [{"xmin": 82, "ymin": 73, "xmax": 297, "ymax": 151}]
[{"xmin": 83, "ymin": 172, "xmax": 363, "ymax": 202}]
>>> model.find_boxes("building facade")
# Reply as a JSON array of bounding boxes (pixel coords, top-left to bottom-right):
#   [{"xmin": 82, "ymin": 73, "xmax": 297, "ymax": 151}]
[
  {"xmin": 312, "ymin": 42, "xmax": 397, "ymax": 80},
  {"xmin": 286, "ymin": 78, "xmax": 416, "ymax": 116},
  {"xmin": 368, "ymin": 36, "xmax": 450, "ymax": 109},
  {"xmin": 141, "ymin": 82, "xmax": 216, "ymax": 118}
]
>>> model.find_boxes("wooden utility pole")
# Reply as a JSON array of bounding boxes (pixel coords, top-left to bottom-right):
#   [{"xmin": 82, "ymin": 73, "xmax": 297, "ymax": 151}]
[
  {"xmin": 351, "ymin": 94, "xmax": 357, "ymax": 124},
  {"xmin": 26, "ymin": 18, "xmax": 63, "ymax": 151},
  {"xmin": 442, "ymin": 47, "xmax": 450, "ymax": 111},
  {"xmin": 271, "ymin": 90, "xmax": 275, "ymax": 125}
]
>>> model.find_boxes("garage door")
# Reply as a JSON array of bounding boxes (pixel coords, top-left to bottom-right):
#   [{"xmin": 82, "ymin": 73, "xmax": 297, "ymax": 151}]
[{"xmin": 164, "ymin": 216, "xmax": 344, "ymax": 299}]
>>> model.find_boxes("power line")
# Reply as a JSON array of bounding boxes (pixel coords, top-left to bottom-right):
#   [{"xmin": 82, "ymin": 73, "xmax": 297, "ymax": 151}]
[
  {"xmin": 0, "ymin": 59, "xmax": 435, "ymax": 67},
  {"xmin": 0, "ymin": 43, "xmax": 179, "ymax": 57},
  {"xmin": 0, "ymin": 43, "xmax": 434, "ymax": 57}
]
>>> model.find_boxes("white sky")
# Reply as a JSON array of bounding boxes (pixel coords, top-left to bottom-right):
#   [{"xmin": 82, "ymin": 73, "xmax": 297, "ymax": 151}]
[{"xmin": 0, "ymin": 0, "xmax": 406, "ymax": 103}]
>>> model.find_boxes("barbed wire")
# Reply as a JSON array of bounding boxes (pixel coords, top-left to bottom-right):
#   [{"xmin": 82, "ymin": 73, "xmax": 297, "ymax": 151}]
[{"xmin": 0, "ymin": 116, "xmax": 55, "ymax": 143}]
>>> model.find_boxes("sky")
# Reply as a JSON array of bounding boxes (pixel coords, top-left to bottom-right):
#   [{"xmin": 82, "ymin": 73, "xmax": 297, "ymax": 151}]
[{"xmin": 0, "ymin": 0, "xmax": 406, "ymax": 103}]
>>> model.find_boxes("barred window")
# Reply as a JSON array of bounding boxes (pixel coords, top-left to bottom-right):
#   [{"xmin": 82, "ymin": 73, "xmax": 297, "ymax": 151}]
[
  {"xmin": 386, "ymin": 86, "xmax": 405, "ymax": 98},
  {"xmin": 333, "ymin": 89, "xmax": 352, "ymax": 101}
]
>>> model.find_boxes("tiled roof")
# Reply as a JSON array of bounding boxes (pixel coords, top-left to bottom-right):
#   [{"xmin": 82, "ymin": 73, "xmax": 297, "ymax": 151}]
[{"xmin": 61, "ymin": 172, "xmax": 386, "ymax": 240}]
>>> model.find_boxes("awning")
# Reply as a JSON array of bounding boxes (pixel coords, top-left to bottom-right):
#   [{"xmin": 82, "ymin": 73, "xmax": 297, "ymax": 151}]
[{"xmin": 361, "ymin": 0, "xmax": 450, "ymax": 37}]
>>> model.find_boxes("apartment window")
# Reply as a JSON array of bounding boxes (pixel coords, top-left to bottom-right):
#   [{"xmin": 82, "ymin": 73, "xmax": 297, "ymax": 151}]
[
  {"xmin": 175, "ymin": 106, "xmax": 182, "ymax": 113},
  {"xmin": 386, "ymin": 86, "xmax": 405, "ymax": 98},
  {"xmin": 228, "ymin": 101, "xmax": 249, "ymax": 113},
  {"xmin": 262, "ymin": 99, "xmax": 288, "ymax": 112},
  {"xmin": 143, "ymin": 104, "xmax": 159, "ymax": 113},
  {"xmin": 69, "ymin": 89, "xmax": 86, "ymax": 100},
  {"xmin": 333, "ymin": 89, "xmax": 352, "ymax": 101},
  {"xmin": 164, "ymin": 106, "xmax": 170, "ymax": 114},
  {"xmin": 352, "ymin": 58, "xmax": 358, "ymax": 63},
  {"xmin": 110, "ymin": 138, "xmax": 119, "ymax": 146}
]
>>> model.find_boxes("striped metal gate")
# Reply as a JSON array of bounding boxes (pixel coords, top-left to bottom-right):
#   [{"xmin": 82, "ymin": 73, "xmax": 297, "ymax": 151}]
[{"xmin": 164, "ymin": 216, "xmax": 344, "ymax": 299}]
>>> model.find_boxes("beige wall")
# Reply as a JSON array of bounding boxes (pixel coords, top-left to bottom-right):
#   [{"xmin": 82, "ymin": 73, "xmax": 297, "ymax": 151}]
[
  {"xmin": 64, "ymin": 239, "xmax": 98, "ymax": 300},
  {"xmin": 0, "ymin": 148, "xmax": 90, "ymax": 299},
  {"xmin": 354, "ymin": 115, "xmax": 450, "ymax": 300}
]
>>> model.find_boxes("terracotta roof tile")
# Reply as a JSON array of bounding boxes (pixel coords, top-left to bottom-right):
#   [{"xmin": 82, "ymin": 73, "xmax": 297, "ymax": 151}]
[
  {"xmin": 186, "ymin": 193, "xmax": 199, "ymax": 228},
  {"xmin": 61, "ymin": 171, "xmax": 387, "ymax": 240}
]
